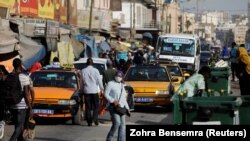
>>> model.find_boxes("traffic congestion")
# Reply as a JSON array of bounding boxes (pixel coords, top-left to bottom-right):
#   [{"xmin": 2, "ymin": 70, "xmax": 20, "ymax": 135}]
[{"xmin": 0, "ymin": 0, "xmax": 249, "ymax": 141}]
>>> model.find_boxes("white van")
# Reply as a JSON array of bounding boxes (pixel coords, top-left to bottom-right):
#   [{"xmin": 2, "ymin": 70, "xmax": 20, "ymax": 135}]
[{"xmin": 156, "ymin": 34, "xmax": 201, "ymax": 73}]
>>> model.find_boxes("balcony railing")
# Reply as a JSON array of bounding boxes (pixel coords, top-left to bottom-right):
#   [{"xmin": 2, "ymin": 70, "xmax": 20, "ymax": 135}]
[{"xmin": 143, "ymin": 20, "xmax": 161, "ymax": 29}]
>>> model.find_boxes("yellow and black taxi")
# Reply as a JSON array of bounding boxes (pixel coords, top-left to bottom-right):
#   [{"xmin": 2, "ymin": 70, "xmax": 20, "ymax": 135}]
[
  {"xmin": 123, "ymin": 64, "xmax": 176, "ymax": 107},
  {"xmin": 161, "ymin": 62, "xmax": 186, "ymax": 84},
  {"xmin": 30, "ymin": 68, "xmax": 83, "ymax": 124}
]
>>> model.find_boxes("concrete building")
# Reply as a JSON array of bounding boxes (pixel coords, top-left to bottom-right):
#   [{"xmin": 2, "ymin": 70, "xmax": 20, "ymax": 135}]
[
  {"xmin": 182, "ymin": 12, "xmax": 195, "ymax": 33},
  {"xmin": 216, "ymin": 21, "xmax": 236, "ymax": 31},
  {"xmin": 161, "ymin": 0, "xmax": 180, "ymax": 34},
  {"xmin": 234, "ymin": 25, "xmax": 248, "ymax": 45},
  {"xmin": 201, "ymin": 11, "xmax": 229, "ymax": 26},
  {"xmin": 112, "ymin": 0, "xmax": 159, "ymax": 44},
  {"xmin": 245, "ymin": 0, "xmax": 250, "ymax": 48},
  {"xmin": 77, "ymin": 0, "xmax": 112, "ymax": 31}
]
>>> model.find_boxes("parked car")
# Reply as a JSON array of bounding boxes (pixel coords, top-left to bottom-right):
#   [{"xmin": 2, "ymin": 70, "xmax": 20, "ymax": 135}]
[
  {"xmin": 30, "ymin": 68, "xmax": 83, "ymax": 125},
  {"xmin": 123, "ymin": 64, "xmax": 176, "ymax": 107},
  {"xmin": 200, "ymin": 51, "xmax": 212, "ymax": 67}
]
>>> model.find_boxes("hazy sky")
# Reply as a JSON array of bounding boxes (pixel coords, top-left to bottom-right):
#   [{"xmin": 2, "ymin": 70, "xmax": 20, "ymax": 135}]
[{"xmin": 181, "ymin": 0, "xmax": 248, "ymax": 15}]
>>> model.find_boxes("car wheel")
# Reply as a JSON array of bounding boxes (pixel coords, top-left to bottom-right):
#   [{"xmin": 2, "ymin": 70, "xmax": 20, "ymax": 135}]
[{"xmin": 72, "ymin": 106, "xmax": 85, "ymax": 125}]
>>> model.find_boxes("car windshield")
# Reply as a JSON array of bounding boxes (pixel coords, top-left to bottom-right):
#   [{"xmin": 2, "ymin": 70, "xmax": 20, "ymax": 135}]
[
  {"xmin": 124, "ymin": 66, "xmax": 169, "ymax": 81},
  {"xmin": 160, "ymin": 37, "xmax": 195, "ymax": 57},
  {"xmin": 166, "ymin": 66, "xmax": 182, "ymax": 76},
  {"xmin": 74, "ymin": 63, "xmax": 105, "ymax": 75},
  {"xmin": 31, "ymin": 72, "xmax": 78, "ymax": 88}
]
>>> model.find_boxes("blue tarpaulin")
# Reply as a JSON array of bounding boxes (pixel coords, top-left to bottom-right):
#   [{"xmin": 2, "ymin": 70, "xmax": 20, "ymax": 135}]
[
  {"xmin": 74, "ymin": 34, "xmax": 98, "ymax": 58},
  {"xmin": 19, "ymin": 34, "xmax": 46, "ymax": 69}
]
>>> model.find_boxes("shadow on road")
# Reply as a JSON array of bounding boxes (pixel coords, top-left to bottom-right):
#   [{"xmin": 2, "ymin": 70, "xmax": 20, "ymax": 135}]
[
  {"xmin": 133, "ymin": 105, "xmax": 173, "ymax": 114},
  {"xmin": 34, "ymin": 118, "xmax": 69, "ymax": 125}
]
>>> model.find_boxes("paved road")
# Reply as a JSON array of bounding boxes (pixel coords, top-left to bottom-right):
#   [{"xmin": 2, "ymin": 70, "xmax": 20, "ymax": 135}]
[{"xmin": 1, "ymin": 81, "xmax": 240, "ymax": 141}]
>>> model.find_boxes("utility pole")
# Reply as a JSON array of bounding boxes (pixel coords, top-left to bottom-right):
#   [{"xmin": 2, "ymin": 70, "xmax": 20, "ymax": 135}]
[
  {"xmin": 196, "ymin": 0, "xmax": 198, "ymax": 22},
  {"xmin": 89, "ymin": 0, "xmax": 94, "ymax": 35},
  {"xmin": 130, "ymin": 0, "xmax": 132, "ymax": 40},
  {"xmin": 132, "ymin": 0, "xmax": 136, "ymax": 41},
  {"xmin": 161, "ymin": 2, "xmax": 164, "ymax": 34}
]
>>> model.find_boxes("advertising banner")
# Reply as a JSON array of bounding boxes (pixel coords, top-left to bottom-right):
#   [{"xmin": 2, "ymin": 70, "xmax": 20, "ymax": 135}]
[
  {"xmin": 38, "ymin": 0, "xmax": 54, "ymax": 19},
  {"xmin": 20, "ymin": 0, "xmax": 38, "ymax": 17},
  {"xmin": 0, "ymin": 0, "xmax": 19, "ymax": 15},
  {"xmin": 28, "ymin": 0, "xmax": 38, "ymax": 17},
  {"xmin": 54, "ymin": 0, "xmax": 67, "ymax": 24},
  {"xmin": 20, "ymin": 0, "xmax": 29, "ymax": 15},
  {"xmin": 68, "ymin": 0, "xmax": 77, "ymax": 26}
]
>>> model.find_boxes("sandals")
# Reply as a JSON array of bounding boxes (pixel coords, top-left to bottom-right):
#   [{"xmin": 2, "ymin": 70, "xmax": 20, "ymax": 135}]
[{"xmin": 28, "ymin": 129, "xmax": 35, "ymax": 139}]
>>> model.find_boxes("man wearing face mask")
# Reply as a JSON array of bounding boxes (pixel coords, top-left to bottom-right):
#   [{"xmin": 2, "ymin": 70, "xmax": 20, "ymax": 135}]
[{"xmin": 104, "ymin": 71, "xmax": 130, "ymax": 141}]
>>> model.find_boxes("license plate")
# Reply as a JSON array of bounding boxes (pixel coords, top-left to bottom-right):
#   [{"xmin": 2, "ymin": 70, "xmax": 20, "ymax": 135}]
[
  {"xmin": 33, "ymin": 109, "xmax": 54, "ymax": 114},
  {"xmin": 135, "ymin": 97, "xmax": 153, "ymax": 103}
]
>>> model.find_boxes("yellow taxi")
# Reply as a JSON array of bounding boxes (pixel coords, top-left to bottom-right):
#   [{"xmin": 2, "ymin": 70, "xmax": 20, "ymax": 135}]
[
  {"xmin": 157, "ymin": 60, "xmax": 190, "ymax": 91},
  {"xmin": 160, "ymin": 62, "xmax": 186, "ymax": 85},
  {"xmin": 123, "ymin": 64, "xmax": 176, "ymax": 107},
  {"xmin": 30, "ymin": 68, "xmax": 83, "ymax": 124}
]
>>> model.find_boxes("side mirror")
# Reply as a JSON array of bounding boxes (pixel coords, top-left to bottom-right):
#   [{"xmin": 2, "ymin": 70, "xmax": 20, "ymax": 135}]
[{"xmin": 171, "ymin": 77, "xmax": 179, "ymax": 82}]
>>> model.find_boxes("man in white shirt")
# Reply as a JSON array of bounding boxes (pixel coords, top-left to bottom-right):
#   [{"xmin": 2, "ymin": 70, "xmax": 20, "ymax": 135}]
[{"xmin": 80, "ymin": 58, "xmax": 104, "ymax": 126}]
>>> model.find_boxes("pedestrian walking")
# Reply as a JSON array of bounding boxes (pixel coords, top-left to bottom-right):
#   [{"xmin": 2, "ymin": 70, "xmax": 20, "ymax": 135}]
[
  {"xmin": 9, "ymin": 58, "xmax": 33, "ymax": 141},
  {"xmin": 104, "ymin": 71, "xmax": 130, "ymax": 141},
  {"xmin": 221, "ymin": 46, "xmax": 230, "ymax": 60},
  {"xmin": 230, "ymin": 42, "xmax": 238, "ymax": 81},
  {"xmin": 22, "ymin": 77, "xmax": 35, "ymax": 140},
  {"xmin": 80, "ymin": 58, "xmax": 104, "ymax": 126},
  {"xmin": 236, "ymin": 45, "xmax": 250, "ymax": 95},
  {"xmin": 103, "ymin": 60, "xmax": 117, "ymax": 86},
  {"xmin": 0, "ymin": 66, "xmax": 8, "ymax": 140}
]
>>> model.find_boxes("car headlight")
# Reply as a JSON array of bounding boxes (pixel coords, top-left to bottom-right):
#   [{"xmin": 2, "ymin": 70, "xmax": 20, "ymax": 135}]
[
  {"xmin": 155, "ymin": 90, "xmax": 169, "ymax": 95},
  {"xmin": 58, "ymin": 99, "xmax": 77, "ymax": 105}
]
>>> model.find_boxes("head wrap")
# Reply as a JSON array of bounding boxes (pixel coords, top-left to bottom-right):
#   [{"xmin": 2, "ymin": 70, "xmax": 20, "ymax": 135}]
[{"xmin": 238, "ymin": 47, "xmax": 250, "ymax": 74}]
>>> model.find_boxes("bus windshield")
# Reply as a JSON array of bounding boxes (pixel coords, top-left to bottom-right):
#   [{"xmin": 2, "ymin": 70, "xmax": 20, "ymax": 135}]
[{"xmin": 159, "ymin": 37, "xmax": 195, "ymax": 57}]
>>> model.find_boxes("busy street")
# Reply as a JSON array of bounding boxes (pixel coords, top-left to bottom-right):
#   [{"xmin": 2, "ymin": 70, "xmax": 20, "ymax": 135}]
[
  {"xmin": 1, "ymin": 0, "xmax": 250, "ymax": 141},
  {"xmin": 0, "ymin": 80, "xmax": 241, "ymax": 141}
]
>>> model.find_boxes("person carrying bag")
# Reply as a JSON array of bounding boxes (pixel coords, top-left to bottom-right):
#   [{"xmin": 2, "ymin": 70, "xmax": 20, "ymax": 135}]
[{"xmin": 104, "ymin": 71, "xmax": 130, "ymax": 141}]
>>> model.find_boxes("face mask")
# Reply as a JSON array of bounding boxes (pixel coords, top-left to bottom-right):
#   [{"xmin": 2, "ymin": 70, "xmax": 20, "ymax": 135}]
[{"xmin": 115, "ymin": 76, "xmax": 122, "ymax": 82}]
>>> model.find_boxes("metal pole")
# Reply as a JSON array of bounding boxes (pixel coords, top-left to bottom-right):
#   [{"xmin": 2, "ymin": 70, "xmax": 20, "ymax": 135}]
[
  {"xmin": 89, "ymin": 0, "xmax": 94, "ymax": 35},
  {"xmin": 132, "ymin": 0, "xmax": 136, "ymax": 40},
  {"xmin": 196, "ymin": 0, "xmax": 199, "ymax": 22},
  {"xmin": 161, "ymin": 3, "xmax": 164, "ymax": 34},
  {"xmin": 130, "ymin": 0, "xmax": 132, "ymax": 40}
]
